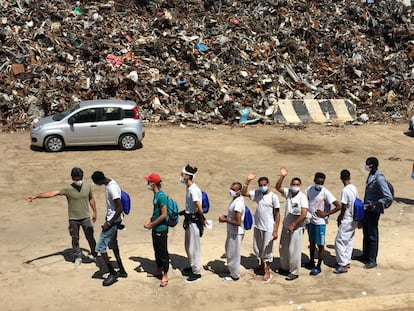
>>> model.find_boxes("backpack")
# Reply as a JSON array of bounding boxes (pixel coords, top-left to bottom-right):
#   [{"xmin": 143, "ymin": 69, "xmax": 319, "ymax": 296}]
[
  {"xmin": 121, "ymin": 190, "xmax": 131, "ymax": 215},
  {"xmin": 166, "ymin": 197, "xmax": 179, "ymax": 227},
  {"xmin": 384, "ymin": 179, "xmax": 394, "ymax": 208},
  {"xmin": 353, "ymin": 197, "xmax": 365, "ymax": 221},
  {"xmin": 244, "ymin": 206, "xmax": 253, "ymax": 230},
  {"xmin": 202, "ymin": 191, "xmax": 210, "ymax": 213}
]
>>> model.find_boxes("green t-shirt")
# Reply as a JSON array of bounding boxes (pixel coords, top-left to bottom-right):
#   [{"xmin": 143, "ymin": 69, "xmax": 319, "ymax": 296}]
[
  {"xmin": 151, "ymin": 190, "xmax": 168, "ymax": 232},
  {"xmin": 59, "ymin": 183, "xmax": 92, "ymax": 220}
]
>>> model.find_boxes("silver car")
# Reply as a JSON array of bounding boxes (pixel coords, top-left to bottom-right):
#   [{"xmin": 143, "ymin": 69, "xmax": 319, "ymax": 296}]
[{"xmin": 30, "ymin": 99, "xmax": 145, "ymax": 152}]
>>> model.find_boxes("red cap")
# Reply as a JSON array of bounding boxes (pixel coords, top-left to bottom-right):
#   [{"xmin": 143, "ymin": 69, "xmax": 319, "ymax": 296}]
[{"xmin": 144, "ymin": 173, "xmax": 161, "ymax": 184}]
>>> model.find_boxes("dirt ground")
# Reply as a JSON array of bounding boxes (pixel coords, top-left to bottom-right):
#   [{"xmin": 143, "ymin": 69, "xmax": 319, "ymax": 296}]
[{"xmin": 1, "ymin": 122, "xmax": 414, "ymax": 311}]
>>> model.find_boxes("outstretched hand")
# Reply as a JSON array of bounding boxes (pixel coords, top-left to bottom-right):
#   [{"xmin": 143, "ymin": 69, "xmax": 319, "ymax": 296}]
[
  {"xmin": 280, "ymin": 167, "xmax": 288, "ymax": 177},
  {"xmin": 247, "ymin": 171, "xmax": 256, "ymax": 181}
]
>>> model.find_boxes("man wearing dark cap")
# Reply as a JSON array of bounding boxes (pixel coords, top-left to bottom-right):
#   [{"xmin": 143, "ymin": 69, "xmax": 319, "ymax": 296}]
[
  {"xmin": 144, "ymin": 173, "xmax": 169, "ymax": 287},
  {"xmin": 356, "ymin": 157, "xmax": 393, "ymax": 269},
  {"xmin": 27, "ymin": 167, "xmax": 97, "ymax": 269}
]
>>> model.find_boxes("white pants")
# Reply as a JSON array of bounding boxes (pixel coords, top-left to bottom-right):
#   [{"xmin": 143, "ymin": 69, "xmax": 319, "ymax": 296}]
[
  {"xmin": 253, "ymin": 227, "xmax": 274, "ymax": 263},
  {"xmin": 279, "ymin": 227, "xmax": 304, "ymax": 275},
  {"xmin": 185, "ymin": 222, "xmax": 201, "ymax": 274},
  {"xmin": 225, "ymin": 232, "xmax": 244, "ymax": 279},
  {"xmin": 335, "ymin": 221, "xmax": 357, "ymax": 267}
]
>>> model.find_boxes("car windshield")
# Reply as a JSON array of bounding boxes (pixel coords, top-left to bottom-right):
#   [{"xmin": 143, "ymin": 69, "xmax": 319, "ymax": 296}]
[{"xmin": 52, "ymin": 104, "xmax": 81, "ymax": 121}]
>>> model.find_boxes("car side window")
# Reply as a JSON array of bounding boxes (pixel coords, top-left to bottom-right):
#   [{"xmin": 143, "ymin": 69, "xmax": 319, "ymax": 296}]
[
  {"xmin": 72, "ymin": 108, "xmax": 97, "ymax": 123},
  {"xmin": 103, "ymin": 107, "xmax": 122, "ymax": 121}
]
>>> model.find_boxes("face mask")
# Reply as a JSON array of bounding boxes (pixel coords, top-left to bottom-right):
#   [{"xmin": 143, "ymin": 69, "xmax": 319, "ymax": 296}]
[
  {"xmin": 365, "ymin": 164, "xmax": 372, "ymax": 171},
  {"xmin": 146, "ymin": 184, "xmax": 153, "ymax": 191},
  {"xmin": 260, "ymin": 186, "xmax": 268, "ymax": 193},
  {"xmin": 229, "ymin": 189, "xmax": 238, "ymax": 197},
  {"xmin": 73, "ymin": 180, "xmax": 83, "ymax": 186},
  {"xmin": 179, "ymin": 177, "xmax": 186, "ymax": 184},
  {"xmin": 314, "ymin": 184, "xmax": 323, "ymax": 191},
  {"xmin": 411, "ymin": 172, "xmax": 414, "ymax": 180},
  {"xmin": 290, "ymin": 186, "xmax": 300, "ymax": 193}
]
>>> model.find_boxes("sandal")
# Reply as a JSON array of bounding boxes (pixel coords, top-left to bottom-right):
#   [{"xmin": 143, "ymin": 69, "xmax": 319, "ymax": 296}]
[{"xmin": 333, "ymin": 266, "xmax": 348, "ymax": 274}]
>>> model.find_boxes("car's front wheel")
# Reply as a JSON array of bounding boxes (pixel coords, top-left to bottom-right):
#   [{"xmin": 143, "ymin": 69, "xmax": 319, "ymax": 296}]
[
  {"xmin": 119, "ymin": 134, "xmax": 138, "ymax": 150},
  {"xmin": 44, "ymin": 135, "xmax": 64, "ymax": 152}
]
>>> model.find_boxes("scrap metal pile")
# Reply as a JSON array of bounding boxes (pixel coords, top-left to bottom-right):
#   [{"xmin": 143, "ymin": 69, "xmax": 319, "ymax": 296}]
[{"xmin": 1, "ymin": 0, "xmax": 413, "ymax": 131}]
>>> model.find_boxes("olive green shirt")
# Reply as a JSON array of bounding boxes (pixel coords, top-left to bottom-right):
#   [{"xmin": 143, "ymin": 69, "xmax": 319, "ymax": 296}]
[{"xmin": 59, "ymin": 183, "xmax": 92, "ymax": 220}]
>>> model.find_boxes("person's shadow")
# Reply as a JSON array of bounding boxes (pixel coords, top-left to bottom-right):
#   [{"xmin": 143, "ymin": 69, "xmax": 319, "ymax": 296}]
[
  {"xmin": 130, "ymin": 254, "xmax": 189, "ymax": 276},
  {"xmin": 24, "ymin": 248, "xmax": 95, "ymax": 265}
]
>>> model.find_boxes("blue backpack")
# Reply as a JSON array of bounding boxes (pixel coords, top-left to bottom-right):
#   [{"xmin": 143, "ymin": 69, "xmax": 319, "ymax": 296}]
[
  {"xmin": 353, "ymin": 198, "xmax": 365, "ymax": 221},
  {"xmin": 166, "ymin": 197, "xmax": 179, "ymax": 227},
  {"xmin": 244, "ymin": 206, "xmax": 253, "ymax": 230},
  {"xmin": 121, "ymin": 190, "xmax": 131, "ymax": 215},
  {"xmin": 202, "ymin": 191, "xmax": 210, "ymax": 213}
]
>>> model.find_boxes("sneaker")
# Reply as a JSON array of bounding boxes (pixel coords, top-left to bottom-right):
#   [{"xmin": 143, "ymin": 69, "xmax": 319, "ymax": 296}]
[
  {"xmin": 102, "ymin": 274, "xmax": 118, "ymax": 286},
  {"xmin": 185, "ymin": 273, "xmax": 201, "ymax": 283},
  {"xmin": 364, "ymin": 262, "xmax": 377, "ymax": 269},
  {"xmin": 223, "ymin": 276, "xmax": 239, "ymax": 282},
  {"xmin": 285, "ymin": 273, "xmax": 299, "ymax": 281},
  {"xmin": 73, "ymin": 258, "xmax": 82, "ymax": 270}
]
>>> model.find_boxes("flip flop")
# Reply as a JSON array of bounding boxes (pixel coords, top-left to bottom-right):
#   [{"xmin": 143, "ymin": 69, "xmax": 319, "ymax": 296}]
[
  {"xmin": 333, "ymin": 267, "xmax": 348, "ymax": 274},
  {"xmin": 159, "ymin": 280, "xmax": 169, "ymax": 287},
  {"xmin": 262, "ymin": 275, "xmax": 273, "ymax": 284}
]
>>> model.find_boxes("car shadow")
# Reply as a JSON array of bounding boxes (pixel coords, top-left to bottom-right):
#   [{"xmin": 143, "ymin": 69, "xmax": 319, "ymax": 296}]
[{"xmin": 30, "ymin": 142, "xmax": 143, "ymax": 152}]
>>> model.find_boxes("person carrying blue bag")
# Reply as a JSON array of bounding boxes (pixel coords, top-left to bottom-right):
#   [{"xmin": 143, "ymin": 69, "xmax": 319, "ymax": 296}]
[
  {"xmin": 144, "ymin": 173, "xmax": 169, "ymax": 287},
  {"xmin": 218, "ymin": 182, "xmax": 245, "ymax": 282}
]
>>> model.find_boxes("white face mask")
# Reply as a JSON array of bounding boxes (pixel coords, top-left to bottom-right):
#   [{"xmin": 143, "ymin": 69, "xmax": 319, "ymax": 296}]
[
  {"xmin": 73, "ymin": 180, "xmax": 83, "ymax": 186},
  {"xmin": 365, "ymin": 164, "xmax": 371, "ymax": 171},
  {"xmin": 290, "ymin": 185, "xmax": 300, "ymax": 193},
  {"xmin": 229, "ymin": 189, "xmax": 239, "ymax": 197},
  {"xmin": 146, "ymin": 184, "xmax": 153, "ymax": 191},
  {"xmin": 179, "ymin": 177, "xmax": 186, "ymax": 184}
]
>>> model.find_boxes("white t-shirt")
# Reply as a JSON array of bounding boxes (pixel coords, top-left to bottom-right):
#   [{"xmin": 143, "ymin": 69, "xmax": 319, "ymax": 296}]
[
  {"xmin": 282, "ymin": 188, "xmax": 308, "ymax": 229},
  {"xmin": 105, "ymin": 179, "xmax": 122, "ymax": 222},
  {"xmin": 227, "ymin": 196, "xmax": 245, "ymax": 235},
  {"xmin": 306, "ymin": 185, "xmax": 337, "ymax": 225},
  {"xmin": 341, "ymin": 184, "xmax": 358, "ymax": 223},
  {"xmin": 249, "ymin": 190, "xmax": 280, "ymax": 232},
  {"xmin": 185, "ymin": 183, "xmax": 202, "ymax": 214}
]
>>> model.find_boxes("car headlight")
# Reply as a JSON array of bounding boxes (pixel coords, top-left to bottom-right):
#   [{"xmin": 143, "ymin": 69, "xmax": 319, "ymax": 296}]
[{"xmin": 31, "ymin": 124, "xmax": 42, "ymax": 132}]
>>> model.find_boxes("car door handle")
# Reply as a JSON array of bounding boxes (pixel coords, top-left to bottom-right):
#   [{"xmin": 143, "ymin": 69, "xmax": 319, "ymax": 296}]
[
  {"xmin": 116, "ymin": 123, "xmax": 124, "ymax": 126},
  {"xmin": 90, "ymin": 125, "xmax": 98, "ymax": 127}
]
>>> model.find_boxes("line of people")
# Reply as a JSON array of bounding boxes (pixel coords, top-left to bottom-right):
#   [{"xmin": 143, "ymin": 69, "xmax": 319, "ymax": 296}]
[{"xmin": 27, "ymin": 157, "xmax": 394, "ymax": 287}]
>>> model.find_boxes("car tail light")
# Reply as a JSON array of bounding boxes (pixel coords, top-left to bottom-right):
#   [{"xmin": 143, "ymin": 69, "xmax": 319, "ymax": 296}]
[{"xmin": 133, "ymin": 106, "xmax": 140, "ymax": 119}]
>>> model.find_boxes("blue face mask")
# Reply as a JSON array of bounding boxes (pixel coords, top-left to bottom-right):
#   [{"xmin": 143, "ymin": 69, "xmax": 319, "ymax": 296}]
[
  {"xmin": 314, "ymin": 184, "xmax": 323, "ymax": 191},
  {"xmin": 411, "ymin": 172, "xmax": 414, "ymax": 180},
  {"xmin": 260, "ymin": 186, "xmax": 268, "ymax": 193}
]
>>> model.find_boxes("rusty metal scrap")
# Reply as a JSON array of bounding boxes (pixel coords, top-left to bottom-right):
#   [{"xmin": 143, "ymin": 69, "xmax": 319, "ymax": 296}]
[{"xmin": 0, "ymin": 0, "xmax": 413, "ymax": 131}]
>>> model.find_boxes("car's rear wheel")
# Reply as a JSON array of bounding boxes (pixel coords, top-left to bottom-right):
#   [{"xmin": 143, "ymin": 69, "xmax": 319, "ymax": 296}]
[
  {"xmin": 119, "ymin": 134, "xmax": 138, "ymax": 150},
  {"xmin": 44, "ymin": 135, "xmax": 64, "ymax": 152}
]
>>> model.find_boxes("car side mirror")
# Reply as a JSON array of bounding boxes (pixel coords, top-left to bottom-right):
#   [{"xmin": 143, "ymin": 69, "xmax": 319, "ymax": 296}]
[{"xmin": 68, "ymin": 117, "xmax": 75, "ymax": 125}]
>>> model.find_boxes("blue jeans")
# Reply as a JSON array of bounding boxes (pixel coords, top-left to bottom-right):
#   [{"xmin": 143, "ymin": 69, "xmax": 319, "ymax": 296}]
[{"xmin": 95, "ymin": 224, "xmax": 118, "ymax": 253}]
